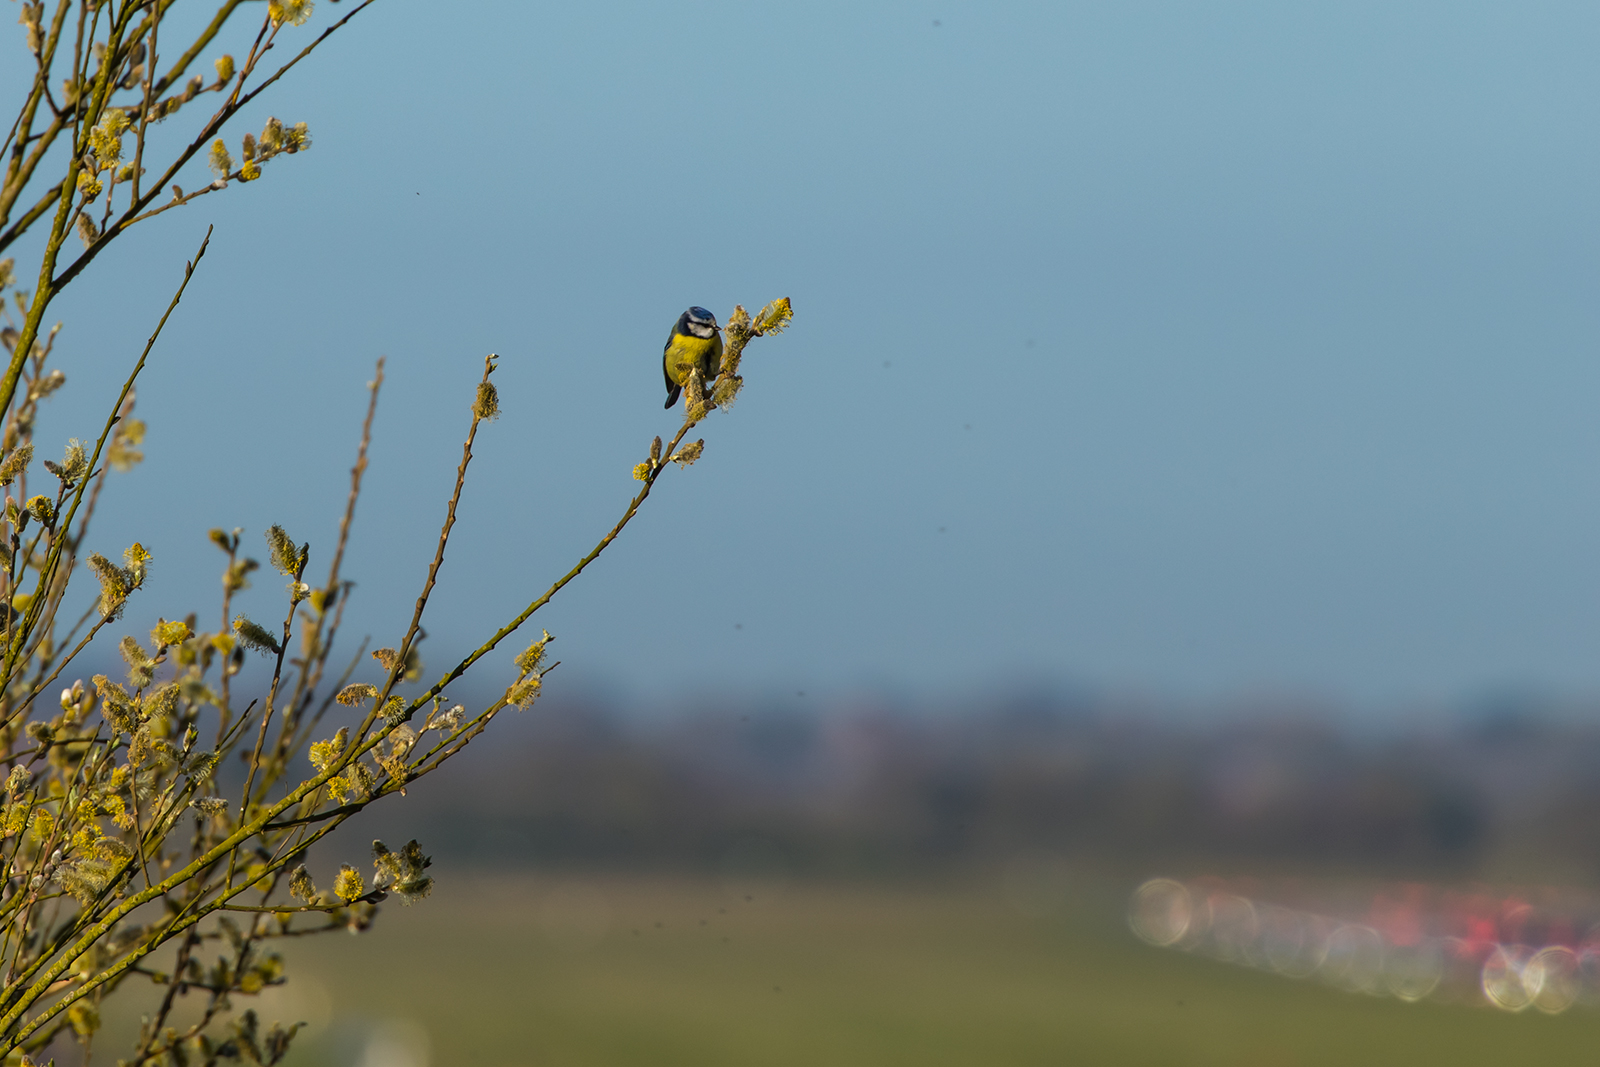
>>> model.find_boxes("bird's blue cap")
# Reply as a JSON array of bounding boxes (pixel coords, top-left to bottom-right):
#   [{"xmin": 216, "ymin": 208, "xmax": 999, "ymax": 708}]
[{"xmin": 686, "ymin": 306, "xmax": 716, "ymax": 324}]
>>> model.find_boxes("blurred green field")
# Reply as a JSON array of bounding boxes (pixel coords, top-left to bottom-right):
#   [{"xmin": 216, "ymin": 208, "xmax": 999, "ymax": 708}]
[{"xmin": 100, "ymin": 872, "xmax": 1600, "ymax": 1066}]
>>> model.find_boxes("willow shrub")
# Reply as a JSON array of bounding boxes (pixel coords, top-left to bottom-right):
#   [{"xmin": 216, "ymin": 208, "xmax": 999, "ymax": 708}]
[{"xmin": 0, "ymin": 2, "xmax": 792, "ymax": 1062}]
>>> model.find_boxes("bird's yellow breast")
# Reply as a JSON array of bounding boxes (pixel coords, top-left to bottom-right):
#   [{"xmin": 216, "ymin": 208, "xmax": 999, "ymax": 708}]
[{"xmin": 663, "ymin": 332, "xmax": 721, "ymax": 386}]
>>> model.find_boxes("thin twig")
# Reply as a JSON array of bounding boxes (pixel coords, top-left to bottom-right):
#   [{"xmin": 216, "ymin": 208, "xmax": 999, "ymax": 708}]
[
  {"xmin": 48, "ymin": 0, "xmax": 378, "ymax": 296},
  {"xmin": 0, "ymin": 226, "xmax": 211, "ymax": 692},
  {"xmin": 364, "ymin": 355, "xmax": 494, "ymax": 739},
  {"xmin": 409, "ymin": 418, "xmax": 697, "ymax": 714}
]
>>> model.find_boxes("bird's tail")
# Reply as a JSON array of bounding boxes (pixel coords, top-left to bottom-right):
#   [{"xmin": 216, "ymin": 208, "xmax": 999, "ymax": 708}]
[{"xmin": 664, "ymin": 386, "xmax": 680, "ymax": 410}]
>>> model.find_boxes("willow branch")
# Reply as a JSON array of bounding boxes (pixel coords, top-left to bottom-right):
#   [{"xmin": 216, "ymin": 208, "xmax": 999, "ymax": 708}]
[{"xmin": 1, "ymin": 226, "xmax": 211, "ymax": 691}]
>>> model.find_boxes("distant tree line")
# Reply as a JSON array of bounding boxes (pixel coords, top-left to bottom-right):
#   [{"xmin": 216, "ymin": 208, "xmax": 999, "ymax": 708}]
[{"xmin": 352, "ymin": 690, "xmax": 1600, "ymax": 883}]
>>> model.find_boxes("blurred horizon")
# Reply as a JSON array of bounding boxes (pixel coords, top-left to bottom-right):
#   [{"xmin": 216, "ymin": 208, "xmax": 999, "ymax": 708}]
[{"xmin": 303, "ymin": 679, "xmax": 1600, "ymax": 890}]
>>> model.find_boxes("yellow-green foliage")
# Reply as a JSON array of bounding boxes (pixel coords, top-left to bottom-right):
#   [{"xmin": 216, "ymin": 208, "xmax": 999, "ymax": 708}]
[{"xmin": 0, "ymin": 1, "xmax": 792, "ymax": 1063}]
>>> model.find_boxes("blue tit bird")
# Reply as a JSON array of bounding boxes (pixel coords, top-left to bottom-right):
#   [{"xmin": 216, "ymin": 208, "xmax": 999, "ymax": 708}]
[{"xmin": 662, "ymin": 306, "xmax": 723, "ymax": 409}]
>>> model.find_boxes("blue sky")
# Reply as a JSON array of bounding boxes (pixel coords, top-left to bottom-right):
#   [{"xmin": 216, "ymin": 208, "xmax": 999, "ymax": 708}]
[{"xmin": 10, "ymin": 1, "xmax": 1600, "ymax": 712}]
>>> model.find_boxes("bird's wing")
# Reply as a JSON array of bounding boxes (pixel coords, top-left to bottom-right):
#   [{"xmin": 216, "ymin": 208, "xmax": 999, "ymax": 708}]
[{"xmin": 663, "ymin": 338, "xmax": 682, "ymax": 407}]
